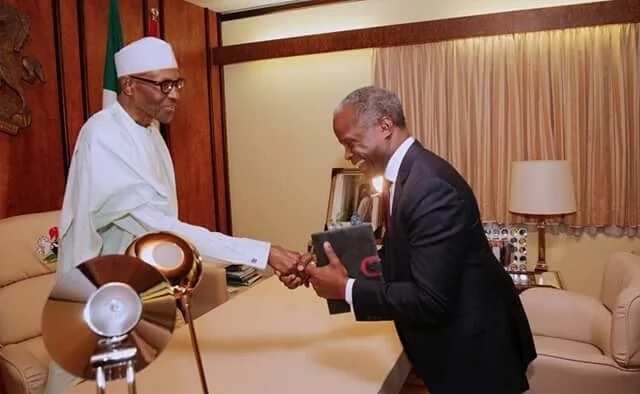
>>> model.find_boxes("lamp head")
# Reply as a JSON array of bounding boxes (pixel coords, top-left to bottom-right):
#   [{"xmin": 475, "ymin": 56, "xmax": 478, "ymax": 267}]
[
  {"xmin": 509, "ymin": 160, "xmax": 577, "ymax": 216},
  {"xmin": 126, "ymin": 232, "xmax": 203, "ymax": 295}
]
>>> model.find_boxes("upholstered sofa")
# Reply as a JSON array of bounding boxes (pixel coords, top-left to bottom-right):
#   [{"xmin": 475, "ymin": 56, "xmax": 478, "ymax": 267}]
[
  {"xmin": 522, "ymin": 252, "xmax": 640, "ymax": 394},
  {"xmin": 0, "ymin": 211, "xmax": 229, "ymax": 394}
]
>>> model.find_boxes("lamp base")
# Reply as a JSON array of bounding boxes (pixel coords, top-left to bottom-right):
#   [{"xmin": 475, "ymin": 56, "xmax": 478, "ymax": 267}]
[
  {"xmin": 534, "ymin": 261, "xmax": 548, "ymax": 273},
  {"xmin": 536, "ymin": 220, "xmax": 548, "ymax": 273}
]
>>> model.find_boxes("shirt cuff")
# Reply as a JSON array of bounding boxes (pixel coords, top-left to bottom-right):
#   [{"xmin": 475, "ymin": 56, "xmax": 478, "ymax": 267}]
[
  {"xmin": 235, "ymin": 238, "xmax": 270, "ymax": 270},
  {"xmin": 345, "ymin": 278, "xmax": 355, "ymax": 306}
]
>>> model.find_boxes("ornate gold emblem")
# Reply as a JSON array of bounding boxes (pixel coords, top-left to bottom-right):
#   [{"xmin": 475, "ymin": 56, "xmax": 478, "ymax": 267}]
[{"xmin": 0, "ymin": 4, "xmax": 45, "ymax": 136}]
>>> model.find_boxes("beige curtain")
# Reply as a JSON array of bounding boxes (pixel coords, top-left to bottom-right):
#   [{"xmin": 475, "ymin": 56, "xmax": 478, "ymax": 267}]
[{"xmin": 374, "ymin": 23, "xmax": 639, "ymax": 234}]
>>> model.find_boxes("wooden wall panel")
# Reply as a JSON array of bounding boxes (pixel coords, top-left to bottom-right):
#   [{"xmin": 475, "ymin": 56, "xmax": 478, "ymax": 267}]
[
  {"xmin": 58, "ymin": 0, "xmax": 85, "ymax": 153},
  {"xmin": 220, "ymin": 0, "xmax": 357, "ymax": 21},
  {"xmin": 1, "ymin": 0, "xmax": 66, "ymax": 216},
  {"xmin": 163, "ymin": 0, "xmax": 216, "ymax": 230},
  {"xmin": 0, "ymin": 135, "xmax": 9, "ymax": 217},
  {"xmin": 213, "ymin": 0, "xmax": 640, "ymax": 65},
  {"xmin": 0, "ymin": 0, "xmax": 231, "ymax": 232},
  {"xmin": 144, "ymin": 0, "xmax": 161, "ymax": 36},
  {"xmin": 83, "ymin": 0, "xmax": 144, "ymax": 116},
  {"xmin": 207, "ymin": 10, "xmax": 231, "ymax": 234}
]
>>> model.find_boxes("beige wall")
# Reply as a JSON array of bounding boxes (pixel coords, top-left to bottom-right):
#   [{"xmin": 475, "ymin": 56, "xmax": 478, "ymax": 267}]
[
  {"xmin": 224, "ymin": 49, "xmax": 374, "ymax": 251},
  {"xmin": 222, "ymin": 0, "xmax": 639, "ymax": 297},
  {"xmin": 527, "ymin": 232, "xmax": 640, "ymax": 298}
]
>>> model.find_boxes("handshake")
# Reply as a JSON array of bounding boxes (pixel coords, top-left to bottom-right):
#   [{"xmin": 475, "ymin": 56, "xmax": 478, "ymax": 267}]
[{"xmin": 267, "ymin": 244, "xmax": 348, "ymax": 300}]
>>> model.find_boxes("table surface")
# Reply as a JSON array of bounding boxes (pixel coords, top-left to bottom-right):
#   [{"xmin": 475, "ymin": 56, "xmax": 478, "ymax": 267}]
[
  {"xmin": 512, "ymin": 270, "xmax": 563, "ymax": 291},
  {"xmin": 534, "ymin": 270, "xmax": 563, "ymax": 288},
  {"xmin": 71, "ymin": 277, "xmax": 409, "ymax": 394}
]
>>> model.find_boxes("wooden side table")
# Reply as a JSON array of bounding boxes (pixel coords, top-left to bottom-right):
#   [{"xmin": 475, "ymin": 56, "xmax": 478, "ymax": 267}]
[
  {"xmin": 511, "ymin": 270, "xmax": 563, "ymax": 292},
  {"xmin": 534, "ymin": 271, "xmax": 563, "ymax": 289}
]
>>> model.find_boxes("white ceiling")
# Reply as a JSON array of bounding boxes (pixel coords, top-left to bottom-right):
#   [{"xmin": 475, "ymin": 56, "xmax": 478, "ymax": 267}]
[{"xmin": 184, "ymin": 0, "xmax": 311, "ymax": 13}]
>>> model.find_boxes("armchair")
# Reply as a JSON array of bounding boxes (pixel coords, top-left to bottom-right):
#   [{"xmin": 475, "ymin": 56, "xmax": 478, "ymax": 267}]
[{"xmin": 521, "ymin": 252, "xmax": 640, "ymax": 393}]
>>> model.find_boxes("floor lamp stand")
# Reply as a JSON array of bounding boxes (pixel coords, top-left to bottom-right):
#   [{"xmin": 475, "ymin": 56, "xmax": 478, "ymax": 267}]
[{"xmin": 178, "ymin": 295, "xmax": 209, "ymax": 394}]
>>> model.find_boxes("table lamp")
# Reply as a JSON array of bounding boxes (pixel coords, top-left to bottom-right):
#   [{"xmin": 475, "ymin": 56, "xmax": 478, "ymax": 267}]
[
  {"xmin": 127, "ymin": 232, "xmax": 209, "ymax": 393},
  {"xmin": 42, "ymin": 255, "xmax": 176, "ymax": 394},
  {"xmin": 509, "ymin": 160, "xmax": 576, "ymax": 272}
]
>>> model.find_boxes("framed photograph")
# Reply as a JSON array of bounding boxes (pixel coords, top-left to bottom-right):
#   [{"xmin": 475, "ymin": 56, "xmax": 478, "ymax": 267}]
[
  {"xmin": 325, "ymin": 168, "xmax": 383, "ymax": 237},
  {"xmin": 483, "ymin": 222, "xmax": 528, "ymax": 272}
]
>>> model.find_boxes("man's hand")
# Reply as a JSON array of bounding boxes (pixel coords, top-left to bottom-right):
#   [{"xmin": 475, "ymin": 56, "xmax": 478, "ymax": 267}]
[
  {"xmin": 277, "ymin": 253, "xmax": 314, "ymax": 290},
  {"xmin": 268, "ymin": 245, "xmax": 300, "ymax": 275},
  {"xmin": 269, "ymin": 245, "xmax": 309, "ymax": 290},
  {"xmin": 305, "ymin": 241, "xmax": 348, "ymax": 299}
]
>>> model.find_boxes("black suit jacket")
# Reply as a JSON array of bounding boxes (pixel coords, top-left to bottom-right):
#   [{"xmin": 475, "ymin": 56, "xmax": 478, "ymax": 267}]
[{"xmin": 353, "ymin": 141, "xmax": 536, "ymax": 394}]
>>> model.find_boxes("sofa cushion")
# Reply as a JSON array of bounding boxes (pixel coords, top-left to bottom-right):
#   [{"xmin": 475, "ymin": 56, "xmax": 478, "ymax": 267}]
[
  {"xmin": 529, "ymin": 335, "xmax": 640, "ymax": 394},
  {"xmin": 19, "ymin": 338, "xmax": 49, "ymax": 369},
  {"xmin": 521, "ymin": 287, "xmax": 611, "ymax": 355},
  {"xmin": 0, "ymin": 274, "xmax": 55, "ymax": 345},
  {"xmin": 0, "ymin": 344, "xmax": 48, "ymax": 394},
  {"xmin": 534, "ymin": 335, "xmax": 607, "ymax": 364},
  {"xmin": 0, "ymin": 211, "xmax": 59, "ymax": 288},
  {"xmin": 601, "ymin": 252, "xmax": 640, "ymax": 368},
  {"xmin": 610, "ymin": 286, "xmax": 640, "ymax": 368}
]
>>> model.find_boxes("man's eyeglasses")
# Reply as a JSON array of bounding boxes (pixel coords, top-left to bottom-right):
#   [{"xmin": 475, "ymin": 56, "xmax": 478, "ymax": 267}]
[{"xmin": 129, "ymin": 75, "xmax": 186, "ymax": 95}]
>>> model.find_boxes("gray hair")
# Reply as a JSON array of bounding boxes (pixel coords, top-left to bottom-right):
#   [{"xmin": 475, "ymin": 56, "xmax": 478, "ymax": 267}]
[{"xmin": 335, "ymin": 86, "xmax": 406, "ymax": 129}]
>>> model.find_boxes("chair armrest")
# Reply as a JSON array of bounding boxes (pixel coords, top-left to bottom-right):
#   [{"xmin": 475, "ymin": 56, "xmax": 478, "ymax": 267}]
[
  {"xmin": 0, "ymin": 345, "xmax": 47, "ymax": 394},
  {"xmin": 520, "ymin": 287, "xmax": 611, "ymax": 354},
  {"xmin": 189, "ymin": 260, "xmax": 229, "ymax": 319}
]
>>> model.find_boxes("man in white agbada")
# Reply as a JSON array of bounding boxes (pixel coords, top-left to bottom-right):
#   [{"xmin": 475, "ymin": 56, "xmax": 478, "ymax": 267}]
[{"xmin": 45, "ymin": 37, "xmax": 304, "ymax": 393}]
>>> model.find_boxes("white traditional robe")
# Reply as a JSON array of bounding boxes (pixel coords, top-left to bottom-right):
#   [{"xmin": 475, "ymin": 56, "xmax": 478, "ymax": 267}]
[
  {"xmin": 46, "ymin": 100, "xmax": 270, "ymax": 393},
  {"xmin": 58, "ymin": 100, "xmax": 270, "ymax": 276}
]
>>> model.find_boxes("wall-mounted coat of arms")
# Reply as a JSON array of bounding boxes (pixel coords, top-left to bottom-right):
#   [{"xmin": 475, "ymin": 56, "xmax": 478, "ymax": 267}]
[{"xmin": 0, "ymin": 4, "xmax": 45, "ymax": 136}]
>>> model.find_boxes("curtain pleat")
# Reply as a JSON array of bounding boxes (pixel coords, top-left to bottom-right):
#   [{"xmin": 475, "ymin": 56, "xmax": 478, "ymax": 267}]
[{"xmin": 374, "ymin": 23, "xmax": 639, "ymax": 233}]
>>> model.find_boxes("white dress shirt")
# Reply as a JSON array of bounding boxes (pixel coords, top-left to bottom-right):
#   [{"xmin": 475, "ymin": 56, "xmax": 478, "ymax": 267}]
[{"xmin": 345, "ymin": 137, "xmax": 415, "ymax": 307}]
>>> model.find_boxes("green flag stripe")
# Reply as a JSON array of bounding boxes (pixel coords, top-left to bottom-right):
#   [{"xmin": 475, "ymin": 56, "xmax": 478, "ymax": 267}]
[{"xmin": 103, "ymin": 0, "xmax": 124, "ymax": 94}]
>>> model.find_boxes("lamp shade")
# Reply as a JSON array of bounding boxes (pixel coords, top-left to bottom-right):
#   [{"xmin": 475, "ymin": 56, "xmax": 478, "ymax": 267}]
[{"xmin": 509, "ymin": 160, "xmax": 576, "ymax": 215}]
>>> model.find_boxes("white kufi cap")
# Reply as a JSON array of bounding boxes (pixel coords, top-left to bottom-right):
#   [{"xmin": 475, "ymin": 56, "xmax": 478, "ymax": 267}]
[{"xmin": 115, "ymin": 37, "xmax": 178, "ymax": 77}]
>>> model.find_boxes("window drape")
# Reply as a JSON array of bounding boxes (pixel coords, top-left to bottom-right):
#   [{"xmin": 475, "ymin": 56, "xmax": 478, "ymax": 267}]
[{"xmin": 374, "ymin": 23, "xmax": 639, "ymax": 236}]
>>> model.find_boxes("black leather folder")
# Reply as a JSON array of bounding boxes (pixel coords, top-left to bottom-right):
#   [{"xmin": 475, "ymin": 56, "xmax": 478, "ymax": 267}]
[{"xmin": 311, "ymin": 224, "xmax": 381, "ymax": 314}]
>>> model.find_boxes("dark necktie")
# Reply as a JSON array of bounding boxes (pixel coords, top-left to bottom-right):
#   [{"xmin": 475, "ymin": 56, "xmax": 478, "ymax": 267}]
[{"xmin": 381, "ymin": 179, "xmax": 392, "ymax": 234}]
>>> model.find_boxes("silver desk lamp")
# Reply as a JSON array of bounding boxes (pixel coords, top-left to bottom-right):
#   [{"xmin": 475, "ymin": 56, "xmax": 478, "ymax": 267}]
[{"xmin": 42, "ymin": 255, "xmax": 176, "ymax": 393}]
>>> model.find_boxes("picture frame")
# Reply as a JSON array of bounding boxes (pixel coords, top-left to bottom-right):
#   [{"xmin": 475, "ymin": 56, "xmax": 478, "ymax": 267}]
[
  {"xmin": 483, "ymin": 222, "xmax": 528, "ymax": 273},
  {"xmin": 325, "ymin": 168, "xmax": 383, "ymax": 238}
]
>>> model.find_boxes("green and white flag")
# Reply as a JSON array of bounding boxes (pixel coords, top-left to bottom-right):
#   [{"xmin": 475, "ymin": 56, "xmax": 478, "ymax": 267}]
[{"xmin": 102, "ymin": 0, "xmax": 124, "ymax": 108}]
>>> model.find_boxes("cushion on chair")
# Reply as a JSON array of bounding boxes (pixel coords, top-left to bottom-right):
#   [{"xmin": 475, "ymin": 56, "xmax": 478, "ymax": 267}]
[
  {"xmin": 534, "ymin": 335, "xmax": 608, "ymax": 364},
  {"xmin": 520, "ymin": 287, "xmax": 611, "ymax": 355},
  {"xmin": 601, "ymin": 252, "xmax": 640, "ymax": 368},
  {"xmin": 610, "ymin": 285, "xmax": 640, "ymax": 368},
  {"xmin": 0, "ymin": 344, "xmax": 48, "ymax": 394},
  {"xmin": 0, "ymin": 275, "xmax": 55, "ymax": 346},
  {"xmin": 0, "ymin": 211, "xmax": 60, "ymax": 394},
  {"xmin": 0, "ymin": 211, "xmax": 58, "ymax": 288},
  {"xmin": 18, "ymin": 338, "xmax": 49, "ymax": 369},
  {"xmin": 530, "ymin": 335, "xmax": 640, "ymax": 394}
]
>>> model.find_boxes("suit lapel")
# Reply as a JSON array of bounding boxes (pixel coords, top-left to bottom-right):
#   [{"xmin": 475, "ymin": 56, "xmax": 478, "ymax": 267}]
[
  {"xmin": 390, "ymin": 141, "xmax": 422, "ymax": 225},
  {"xmin": 384, "ymin": 141, "xmax": 422, "ymax": 280}
]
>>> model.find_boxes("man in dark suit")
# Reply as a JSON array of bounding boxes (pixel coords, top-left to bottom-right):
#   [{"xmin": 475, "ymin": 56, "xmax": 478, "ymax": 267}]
[{"xmin": 303, "ymin": 86, "xmax": 536, "ymax": 394}]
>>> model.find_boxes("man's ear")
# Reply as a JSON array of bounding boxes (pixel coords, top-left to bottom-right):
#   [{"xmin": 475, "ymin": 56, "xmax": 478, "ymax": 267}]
[
  {"xmin": 379, "ymin": 116, "xmax": 394, "ymax": 138},
  {"xmin": 119, "ymin": 77, "xmax": 134, "ymax": 96}
]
